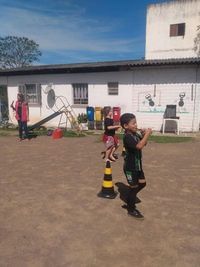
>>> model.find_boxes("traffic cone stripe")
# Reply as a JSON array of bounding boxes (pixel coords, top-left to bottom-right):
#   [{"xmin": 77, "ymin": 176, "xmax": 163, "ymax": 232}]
[
  {"xmin": 103, "ymin": 175, "xmax": 112, "ymax": 181},
  {"xmin": 105, "ymin": 168, "xmax": 112, "ymax": 175},
  {"xmin": 97, "ymin": 160, "xmax": 117, "ymax": 199},
  {"xmin": 103, "ymin": 181, "xmax": 113, "ymax": 188}
]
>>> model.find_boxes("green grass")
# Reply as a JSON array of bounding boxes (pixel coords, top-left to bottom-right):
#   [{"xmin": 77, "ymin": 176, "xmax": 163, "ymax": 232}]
[
  {"xmin": 0, "ymin": 128, "xmax": 86, "ymax": 138},
  {"xmin": 29, "ymin": 129, "xmax": 86, "ymax": 138},
  {"xmin": 0, "ymin": 132, "xmax": 9, "ymax": 136},
  {"xmin": 116, "ymin": 133, "xmax": 193, "ymax": 143},
  {"xmin": 148, "ymin": 135, "xmax": 193, "ymax": 143},
  {"xmin": 0, "ymin": 128, "xmax": 194, "ymax": 142},
  {"xmin": 62, "ymin": 130, "xmax": 85, "ymax": 137}
]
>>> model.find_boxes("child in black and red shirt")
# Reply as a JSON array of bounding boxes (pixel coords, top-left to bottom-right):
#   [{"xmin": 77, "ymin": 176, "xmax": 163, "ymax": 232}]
[
  {"xmin": 102, "ymin": 107, "xmax": 121, "ymax": 162},
  {"xmin": 120, "ymin": 113, "xmax": 152, "ymax": 219}
]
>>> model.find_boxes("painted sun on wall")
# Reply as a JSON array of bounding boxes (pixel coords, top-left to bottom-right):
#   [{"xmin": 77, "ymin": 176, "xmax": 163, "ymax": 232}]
[{"xmin": 137, "ymin": 85, "xmax": 193, "ymax": 114}]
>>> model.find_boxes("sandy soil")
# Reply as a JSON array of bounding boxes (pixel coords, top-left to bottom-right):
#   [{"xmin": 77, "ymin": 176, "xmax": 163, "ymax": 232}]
[{"xmin": 0, "ymin": 134, "xmax": 200, "ymax": 267}]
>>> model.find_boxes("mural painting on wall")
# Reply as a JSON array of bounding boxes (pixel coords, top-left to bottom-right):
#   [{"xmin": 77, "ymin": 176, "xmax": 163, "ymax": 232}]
[
  {"xmin": 137, "ymin": 88, "xmax": 190, "ymax": 114},
  {"xmin": 174, "ymin": 91, "xmax": 189, "ymax": 114}
]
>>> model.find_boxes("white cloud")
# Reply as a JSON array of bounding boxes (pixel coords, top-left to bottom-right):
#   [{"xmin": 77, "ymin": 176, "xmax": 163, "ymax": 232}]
[{"xmin": 0, "ymin": 5, "xmax": 142, "ymax": 53}]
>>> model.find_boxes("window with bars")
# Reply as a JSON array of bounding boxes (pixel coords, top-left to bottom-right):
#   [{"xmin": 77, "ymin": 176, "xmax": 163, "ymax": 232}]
[
  {"xmin": 108, "ymin": 82, "xmax": 119, "ymax": 95},
  {"xmin": 72, "ymin": 83, "xmax": 88, "ymax": 104},
  {"xmin": 170, "ymin": 23, "xmax": 185, "ymax": 37},
  {"xmin": 18, "ymin": 84, "xmax": 41, "ymax": 105}
]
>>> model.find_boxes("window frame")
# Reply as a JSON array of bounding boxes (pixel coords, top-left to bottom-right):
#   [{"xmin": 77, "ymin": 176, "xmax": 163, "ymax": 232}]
[
  {"xmin": 18, "ymin": 83, "xmax": 41, "ymax": 106},
  {"xmin": 72, "ymin": 83, "xmax": 88, "ymax": 105},
  {"xmin": 107, "ymin": 82, "xmax": 119, "ymax": 96},
  {"xmin": 170, "ymin": 23, "xmax": 185, "ymax": 37}
]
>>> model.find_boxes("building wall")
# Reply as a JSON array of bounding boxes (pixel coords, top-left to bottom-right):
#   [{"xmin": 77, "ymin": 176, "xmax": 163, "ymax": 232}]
[
  {"xmin": 1, "ymin": 72, "xmax": 134, "ymax": 128},
  {"xmin": 0, "ymin": 65, "xmax": 199, "ymax": 132},
  {"xmin": 145, "ymin": 0, "xmax": 200, "ymax": 59},
  {"xmin": 132, "ymin": 66, "xmax": 200, "ymax": 131}
]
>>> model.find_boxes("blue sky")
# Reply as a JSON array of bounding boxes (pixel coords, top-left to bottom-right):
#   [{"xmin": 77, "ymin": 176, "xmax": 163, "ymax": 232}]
[{"xmin": 0, "ymin": 0, "xmax": 166, "ymax": 65}]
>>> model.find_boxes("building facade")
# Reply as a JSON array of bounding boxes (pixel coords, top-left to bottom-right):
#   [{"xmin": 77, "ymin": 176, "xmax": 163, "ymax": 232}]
[
  {"xmin": 145, "ymin": 0, "xmax": 200, "ymax": 59},
  {"xmin": 0, "ymin": 58, "xmax": 200, "ymax": 132},
  {"xmin": 0, "ymin": 1, "xmax": 200, "ymax": 132}
]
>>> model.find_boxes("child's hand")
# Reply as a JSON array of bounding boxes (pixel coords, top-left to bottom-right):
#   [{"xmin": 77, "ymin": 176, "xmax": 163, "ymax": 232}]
[
  {"xmin": 116, "ymin": 125, "xmax": 121, "ymax": 130},
  {"xmin": 145, "ymin": 128, "xmax": 152, "ymax": 135},
  {"xmin": 139, "ymin": 128, "xmax": 146, "ymax": 136}
]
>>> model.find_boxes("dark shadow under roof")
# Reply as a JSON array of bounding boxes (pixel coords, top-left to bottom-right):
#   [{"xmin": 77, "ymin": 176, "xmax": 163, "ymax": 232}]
[{"xmin": 0, "ymin": 57, "xmax": 199, "ymax": 76}]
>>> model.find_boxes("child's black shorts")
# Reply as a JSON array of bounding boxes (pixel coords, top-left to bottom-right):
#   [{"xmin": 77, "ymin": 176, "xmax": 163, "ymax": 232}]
[{"xmin": 124, "ymin": 169, "xmax": 145, "ymax": 186}]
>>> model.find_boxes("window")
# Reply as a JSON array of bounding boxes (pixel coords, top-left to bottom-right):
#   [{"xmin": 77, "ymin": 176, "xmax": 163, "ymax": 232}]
[
  {"xmin": 108, "ymin": 82, "xmax": 118, "ymax": 95},
  {"xmin": 170, "ymin": 23, "xmax": 185, "ymax": 37},
  {"xmin": 72, "ymin": 83, "xmax": 88, "ymax": 104},
  {"xmin": 18, "ymin": 84, "xmax": 41, "ymax": 105}
]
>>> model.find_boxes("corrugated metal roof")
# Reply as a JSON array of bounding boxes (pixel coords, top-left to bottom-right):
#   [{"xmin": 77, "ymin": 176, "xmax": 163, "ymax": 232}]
[{"xmin": 0, "ymin": 57, "xmax": 199, "ymax": 76}]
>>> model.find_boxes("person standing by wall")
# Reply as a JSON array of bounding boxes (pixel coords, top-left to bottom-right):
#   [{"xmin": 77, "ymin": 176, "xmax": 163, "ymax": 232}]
[{"xmin": 11, "ymin": 93, "xmax": 29, "ymax": 141}]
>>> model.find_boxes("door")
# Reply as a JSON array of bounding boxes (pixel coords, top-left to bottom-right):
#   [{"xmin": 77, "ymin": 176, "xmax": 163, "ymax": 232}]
[{"xmin": 0, "ymin": 85, "xmax": 8, "ymax": 122}]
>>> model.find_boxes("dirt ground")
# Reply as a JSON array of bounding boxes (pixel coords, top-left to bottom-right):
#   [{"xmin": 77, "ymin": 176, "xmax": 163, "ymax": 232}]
[{"xmin": 0, "ymin": 134, "xmax": 200, "ymax": 267}]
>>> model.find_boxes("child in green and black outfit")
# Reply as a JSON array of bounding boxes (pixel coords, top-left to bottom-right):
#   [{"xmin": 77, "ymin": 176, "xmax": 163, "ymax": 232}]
[{"xmin": 120, "ymin": 113, "xmax": 152, "ymax": 219}]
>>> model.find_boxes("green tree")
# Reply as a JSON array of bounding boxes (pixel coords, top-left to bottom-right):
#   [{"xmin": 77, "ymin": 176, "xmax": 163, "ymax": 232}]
[
  {"xmin": 194, "ymin": 25, "xmax": 200, "ymax": 57},
  {"xmin": 0, "ymin": 36, "xmax": 42, "ymax": 69}
]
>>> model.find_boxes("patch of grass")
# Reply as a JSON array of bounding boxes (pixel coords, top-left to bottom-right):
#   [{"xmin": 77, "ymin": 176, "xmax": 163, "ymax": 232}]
[
  {"xmin": 28, "ymin": 129, "xmax": 86, "ymax": 138},
  {"xmin": 83, "ymin": 131, "xmax": 95, "ymax": 135},
  {"xmin": 117, "ymin": 133, "xmax": 193, "ymax": 143},
  {"xmin": 149, "ymin": 135, "xmax": 193, "ymax": 143},
  {"xmin": 0, "ymin": 128, "xmax": 18, "ymax": 136},
  {"xmin": 32, "ymin": 130, "xmax": 48, "ymax": 136},
  {"xmin": 63, "ymin": 130, "xmax": 85, "ymax": 137},
  {"xmin": 0, "ymin": 131, "xmax": 9, "ymax": 136}
]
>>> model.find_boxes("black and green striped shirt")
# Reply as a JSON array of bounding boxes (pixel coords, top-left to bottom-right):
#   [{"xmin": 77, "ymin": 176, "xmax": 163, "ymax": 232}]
[{"xmin": 123, "ymin": 132, "xmax": 143, "ymax": 171}]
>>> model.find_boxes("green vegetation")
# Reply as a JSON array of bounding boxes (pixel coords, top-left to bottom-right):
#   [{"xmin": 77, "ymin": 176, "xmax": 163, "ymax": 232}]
[
  {"xmin": 0, "ymin": 127, "xmax": 194, "ymax": 142},
  {"xmin": 0, "ymin": 36, "xmax": 41, "ymax": 69},
  {"xmin": 0, "ymin": 131, "xmax": 9, "ymax": 136},
  {"xmin": 62, "ymin": 130, "xmax": 85, "ymax": 137},
  {"xmin": 117, "ymin": 133, "xmax": 193, "ymax": 143},
  {"xmin": 148, "ymin": 135, "xmax": 193, "ymax": 143},
  {"xmin": 0, "ymin": 127, "xmax": 18, "ymax": 136},
  {"xmin": 29, "ymin": 128, "xmax": 86, "ymax": 137}
]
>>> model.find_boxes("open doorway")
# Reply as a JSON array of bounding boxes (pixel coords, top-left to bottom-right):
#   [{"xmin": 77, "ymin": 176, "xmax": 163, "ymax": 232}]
[{"xmin": 0, "ymin": 85, "xmax": 8, "ymax": 123}]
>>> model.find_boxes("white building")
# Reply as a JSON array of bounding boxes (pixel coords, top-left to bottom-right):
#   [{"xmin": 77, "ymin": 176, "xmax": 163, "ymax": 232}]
[
  {"xmin": 145, "ymin": 0, "xmax": 200, "ymax": 59},
  {"xmin": 0, "ymin": 58, "xmax": 200, "ymax": 132},
  {"xmin": 0, "ymin": 0, "xmax": 200, "ymax": 133}
]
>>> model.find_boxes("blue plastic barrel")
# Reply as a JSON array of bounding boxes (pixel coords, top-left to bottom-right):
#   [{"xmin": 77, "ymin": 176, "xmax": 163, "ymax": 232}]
[{"xmin": 86, "ymin": 106, "xmax": 94, "ymax": 121}]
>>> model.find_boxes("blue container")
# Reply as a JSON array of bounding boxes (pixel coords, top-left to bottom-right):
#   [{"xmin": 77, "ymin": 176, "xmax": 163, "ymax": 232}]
[{"xmin": 86, "ymin": 106, "xmax": 94, "ymax": 121}]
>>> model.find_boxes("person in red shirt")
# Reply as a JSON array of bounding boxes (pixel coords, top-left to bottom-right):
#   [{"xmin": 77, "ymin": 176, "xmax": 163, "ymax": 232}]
[{"xmin": 11, "ymin": 93, "xmax": 29, "ymax": 141}]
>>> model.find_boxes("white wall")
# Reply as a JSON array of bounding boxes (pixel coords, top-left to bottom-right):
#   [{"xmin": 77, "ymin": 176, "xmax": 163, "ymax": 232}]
[
  {"xmin": 1, "ymin": 64, "xmax": 200, "ymax": 132},
  {"xmin": 145, "ymin": 0, "xmax": 200, "ymax": 59},
  {"xmin": 5, "ymin": 71, "xmax": 134, "ymax": 128},
  {"xmin": 131, "ymin": 66, "xmax": 200, "ymax": 131}
]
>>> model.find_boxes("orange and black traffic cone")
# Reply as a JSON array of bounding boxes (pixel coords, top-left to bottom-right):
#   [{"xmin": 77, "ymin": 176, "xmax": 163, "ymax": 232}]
[{"xmin": 97, "ymin": 160, "xmax": 117, "ymax": 199}]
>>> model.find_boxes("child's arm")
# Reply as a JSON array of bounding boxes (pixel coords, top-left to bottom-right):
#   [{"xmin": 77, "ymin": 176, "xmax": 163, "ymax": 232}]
[
  {"xmin": 10, "ymin": 101, "xmax": 16, "ymax": 111},
  {"xmin": 107, "ymin": 125, "xmax": 121, "ymax": 130},
  {"xmin": 136, "ymin": 128, "xmax": 152, "ymax": 150}
]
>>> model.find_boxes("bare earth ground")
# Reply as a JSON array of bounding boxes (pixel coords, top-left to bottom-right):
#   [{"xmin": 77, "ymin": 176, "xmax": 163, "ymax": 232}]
[{"xmin": 0, "ymin": 134, "xmax": 200, "ymax": 267}]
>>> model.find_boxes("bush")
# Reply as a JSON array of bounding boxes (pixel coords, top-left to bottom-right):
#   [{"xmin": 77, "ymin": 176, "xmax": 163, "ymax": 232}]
[{"xmin": 77, "ymin": 113, "xmax": 88, "ymax": 123}]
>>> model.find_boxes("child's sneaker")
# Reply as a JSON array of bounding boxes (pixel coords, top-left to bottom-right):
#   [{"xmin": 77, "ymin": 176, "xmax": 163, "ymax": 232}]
[{"xmin": 128, "ymin": 208, "xmax": 144, "ymax": 220}]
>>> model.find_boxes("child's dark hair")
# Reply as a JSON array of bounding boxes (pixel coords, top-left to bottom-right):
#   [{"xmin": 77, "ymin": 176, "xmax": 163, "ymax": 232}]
[
  {"xmin": 120, "ymin": 113, "xmax": 136, "ymax": 128},
  {"xmin": 17, "ymin": 93, "xmax": 25, "ymax": 101},
  {"xmin": 103, "ymin": 106, "xmax": 112, "ymax": 117}
]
